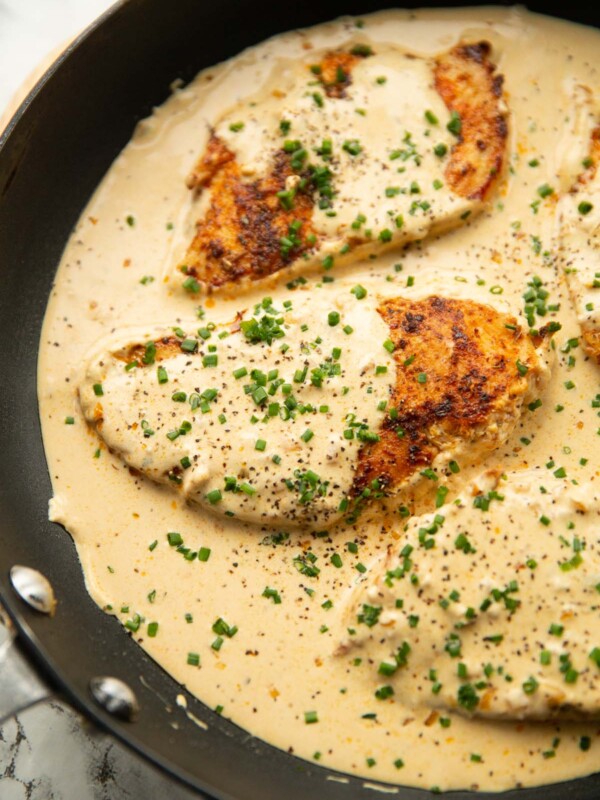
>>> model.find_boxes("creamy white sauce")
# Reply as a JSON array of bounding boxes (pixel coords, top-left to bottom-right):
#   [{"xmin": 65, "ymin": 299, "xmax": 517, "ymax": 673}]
[{"xmin": 39, "ymin": 7, "xmax": 600, "ymax": 792}]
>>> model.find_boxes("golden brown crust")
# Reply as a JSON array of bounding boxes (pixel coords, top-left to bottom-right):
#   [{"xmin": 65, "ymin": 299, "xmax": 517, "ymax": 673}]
[
  {"xmin": 353, "ymin": 296, "xmax": 538, "ymax": 494},
  {"xmin": 563, "ymin": 126, "xmax": 600, "ymax": 365},
  {"xmin": 434, "ymin": 42, "xmax": 507, "ymax": 200},
  {"xmin": 582, "ymin": 328, "xmax": 600, "ymax": 364},
  {"xmin": 311, "ymin": 50, "xmax": 362, "ymax": 98},
  {"xmin": 186, "ymin": 134, "xmax": 236, "ymax": 191},
  {"xmin": 179, "ymin": 135, "xmax": 317, "ymax": 290},
  {"xmin": 115, "ymin": 336, "xmax": 182, "ymax": 364},
  {"xmin": 577, "ymin": 127, "xmax": 600, "ymax": 187}
]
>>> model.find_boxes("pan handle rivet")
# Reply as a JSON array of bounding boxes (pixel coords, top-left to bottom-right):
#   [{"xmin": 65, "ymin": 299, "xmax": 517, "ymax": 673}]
[
  {"xmin": 9, "ymin": 565, "xmax": 57, "ymax": 615},
  {"xmin": 90, "ymin": 676, "xmax": 139, "ymax": 721}
]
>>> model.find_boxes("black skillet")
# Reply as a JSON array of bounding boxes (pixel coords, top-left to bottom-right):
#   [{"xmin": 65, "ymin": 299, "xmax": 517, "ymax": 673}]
[{"xmin": 0, "ymin": 1, "xmax": 599, "ymax": 797}]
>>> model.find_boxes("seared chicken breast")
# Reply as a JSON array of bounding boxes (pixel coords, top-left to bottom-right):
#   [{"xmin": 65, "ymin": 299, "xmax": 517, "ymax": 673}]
[
  {"xmin": 557, "ymin": 85, "xmax": 600, "ymax": 363},
  {"xmin": 176, "ymin": 41, "xmax": 508, "ymax": 294},
  {"xmin": 433, "ymin": 42, "xmax": 507, "ymax": 201},
  {"xmin": 79, "ymin": 294, "xmax": 551, "ymax": 530},
  {"xmin": 353, "ymin": 295, "xmax": 553, "ymax": 498},
  {"xmin": 337, "ymin": 469, "xmax": 600, "ymax": 721}
]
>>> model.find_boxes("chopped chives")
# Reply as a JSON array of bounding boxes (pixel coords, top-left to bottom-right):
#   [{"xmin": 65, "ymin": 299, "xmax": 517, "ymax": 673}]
[
  {"xmin": 549, "ymin": 623, "xmax": 564, "ymax": 636},
  {"xmin": 198, "ymin": 547, "xmax": 211, "ymax": 562},
  {"xmin": 182, "ymin": 276, "xmax": 200, "ymax": 294},
  {"xmin": 262, "ymin": 586, "xmax": 282, "ymax": 604},
  {"xmin": 180, "ymin": 338, "xmax": 198, "ymax": 353},
  {"xmin": 447, "ymin": 111, "xmax": 461, "ymax": 136},
  {"xmin": 342, "ymin": 139, "xmax": 362, "ymax": 156}
]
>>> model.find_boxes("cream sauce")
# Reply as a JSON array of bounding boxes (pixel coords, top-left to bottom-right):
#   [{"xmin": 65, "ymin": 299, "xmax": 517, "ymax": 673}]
[{"xmin": 39, "ymin": 7, "xmax": 600, "ymax": 792}]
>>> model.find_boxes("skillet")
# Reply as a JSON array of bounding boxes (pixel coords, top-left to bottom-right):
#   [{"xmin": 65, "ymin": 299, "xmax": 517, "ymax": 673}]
[{"xmin": 1, "ymin": 0, "xmax": 599, "ymax": 797}]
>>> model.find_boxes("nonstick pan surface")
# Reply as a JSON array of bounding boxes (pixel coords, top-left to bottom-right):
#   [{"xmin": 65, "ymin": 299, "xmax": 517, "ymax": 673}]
[{"xmin": 1, "ymin": 1, "xmax": 599, "ymax": 798}]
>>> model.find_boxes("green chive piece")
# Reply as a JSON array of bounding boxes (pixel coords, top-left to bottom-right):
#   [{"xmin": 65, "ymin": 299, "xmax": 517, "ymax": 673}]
[{"xmin": 206, "ymin": 489, "xmax": 223, "ymax": 504}]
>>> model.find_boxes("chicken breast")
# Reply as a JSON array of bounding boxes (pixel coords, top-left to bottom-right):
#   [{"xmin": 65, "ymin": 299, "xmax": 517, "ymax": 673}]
[
  {"xmin": 336, "ymin": 469, "xmax": 600, "ymax": 721},
  {"xmin": 352, "ymin": 295, "xmax": 554, "ymax": 500},
  {"xmin": 176, "ymin": 41, "xmax": 508, "ymax": 294},
  {"xmin": 557, "ymin": 85, "xmax": 600, "ymax": 364},
  {"xmin": 78, "ymin": 294, "xmax": 552, "ymax": 530}
]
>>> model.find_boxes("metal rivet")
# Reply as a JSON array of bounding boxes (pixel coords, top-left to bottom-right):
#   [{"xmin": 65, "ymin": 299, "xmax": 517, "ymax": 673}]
[
  {"xmin": 90, "ymin": 676, "xmax": 139, "ymax": 721},
  {"xmin": 10, "ymin": 565, "xmax": 57, "ymax": 615}
]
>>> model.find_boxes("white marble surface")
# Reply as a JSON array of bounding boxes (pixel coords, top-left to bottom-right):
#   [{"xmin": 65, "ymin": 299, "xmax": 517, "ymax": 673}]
[
  {"xmin": 0, "ymin": 699, "xmax": 201, "ymax": 800},
  {"xmin": 0, "ymin": 626, "xmax": 202, "ymax": 798},
  {"xmin": 0, "ymin": 0, "xmax": 114, "ymax": 116}
]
